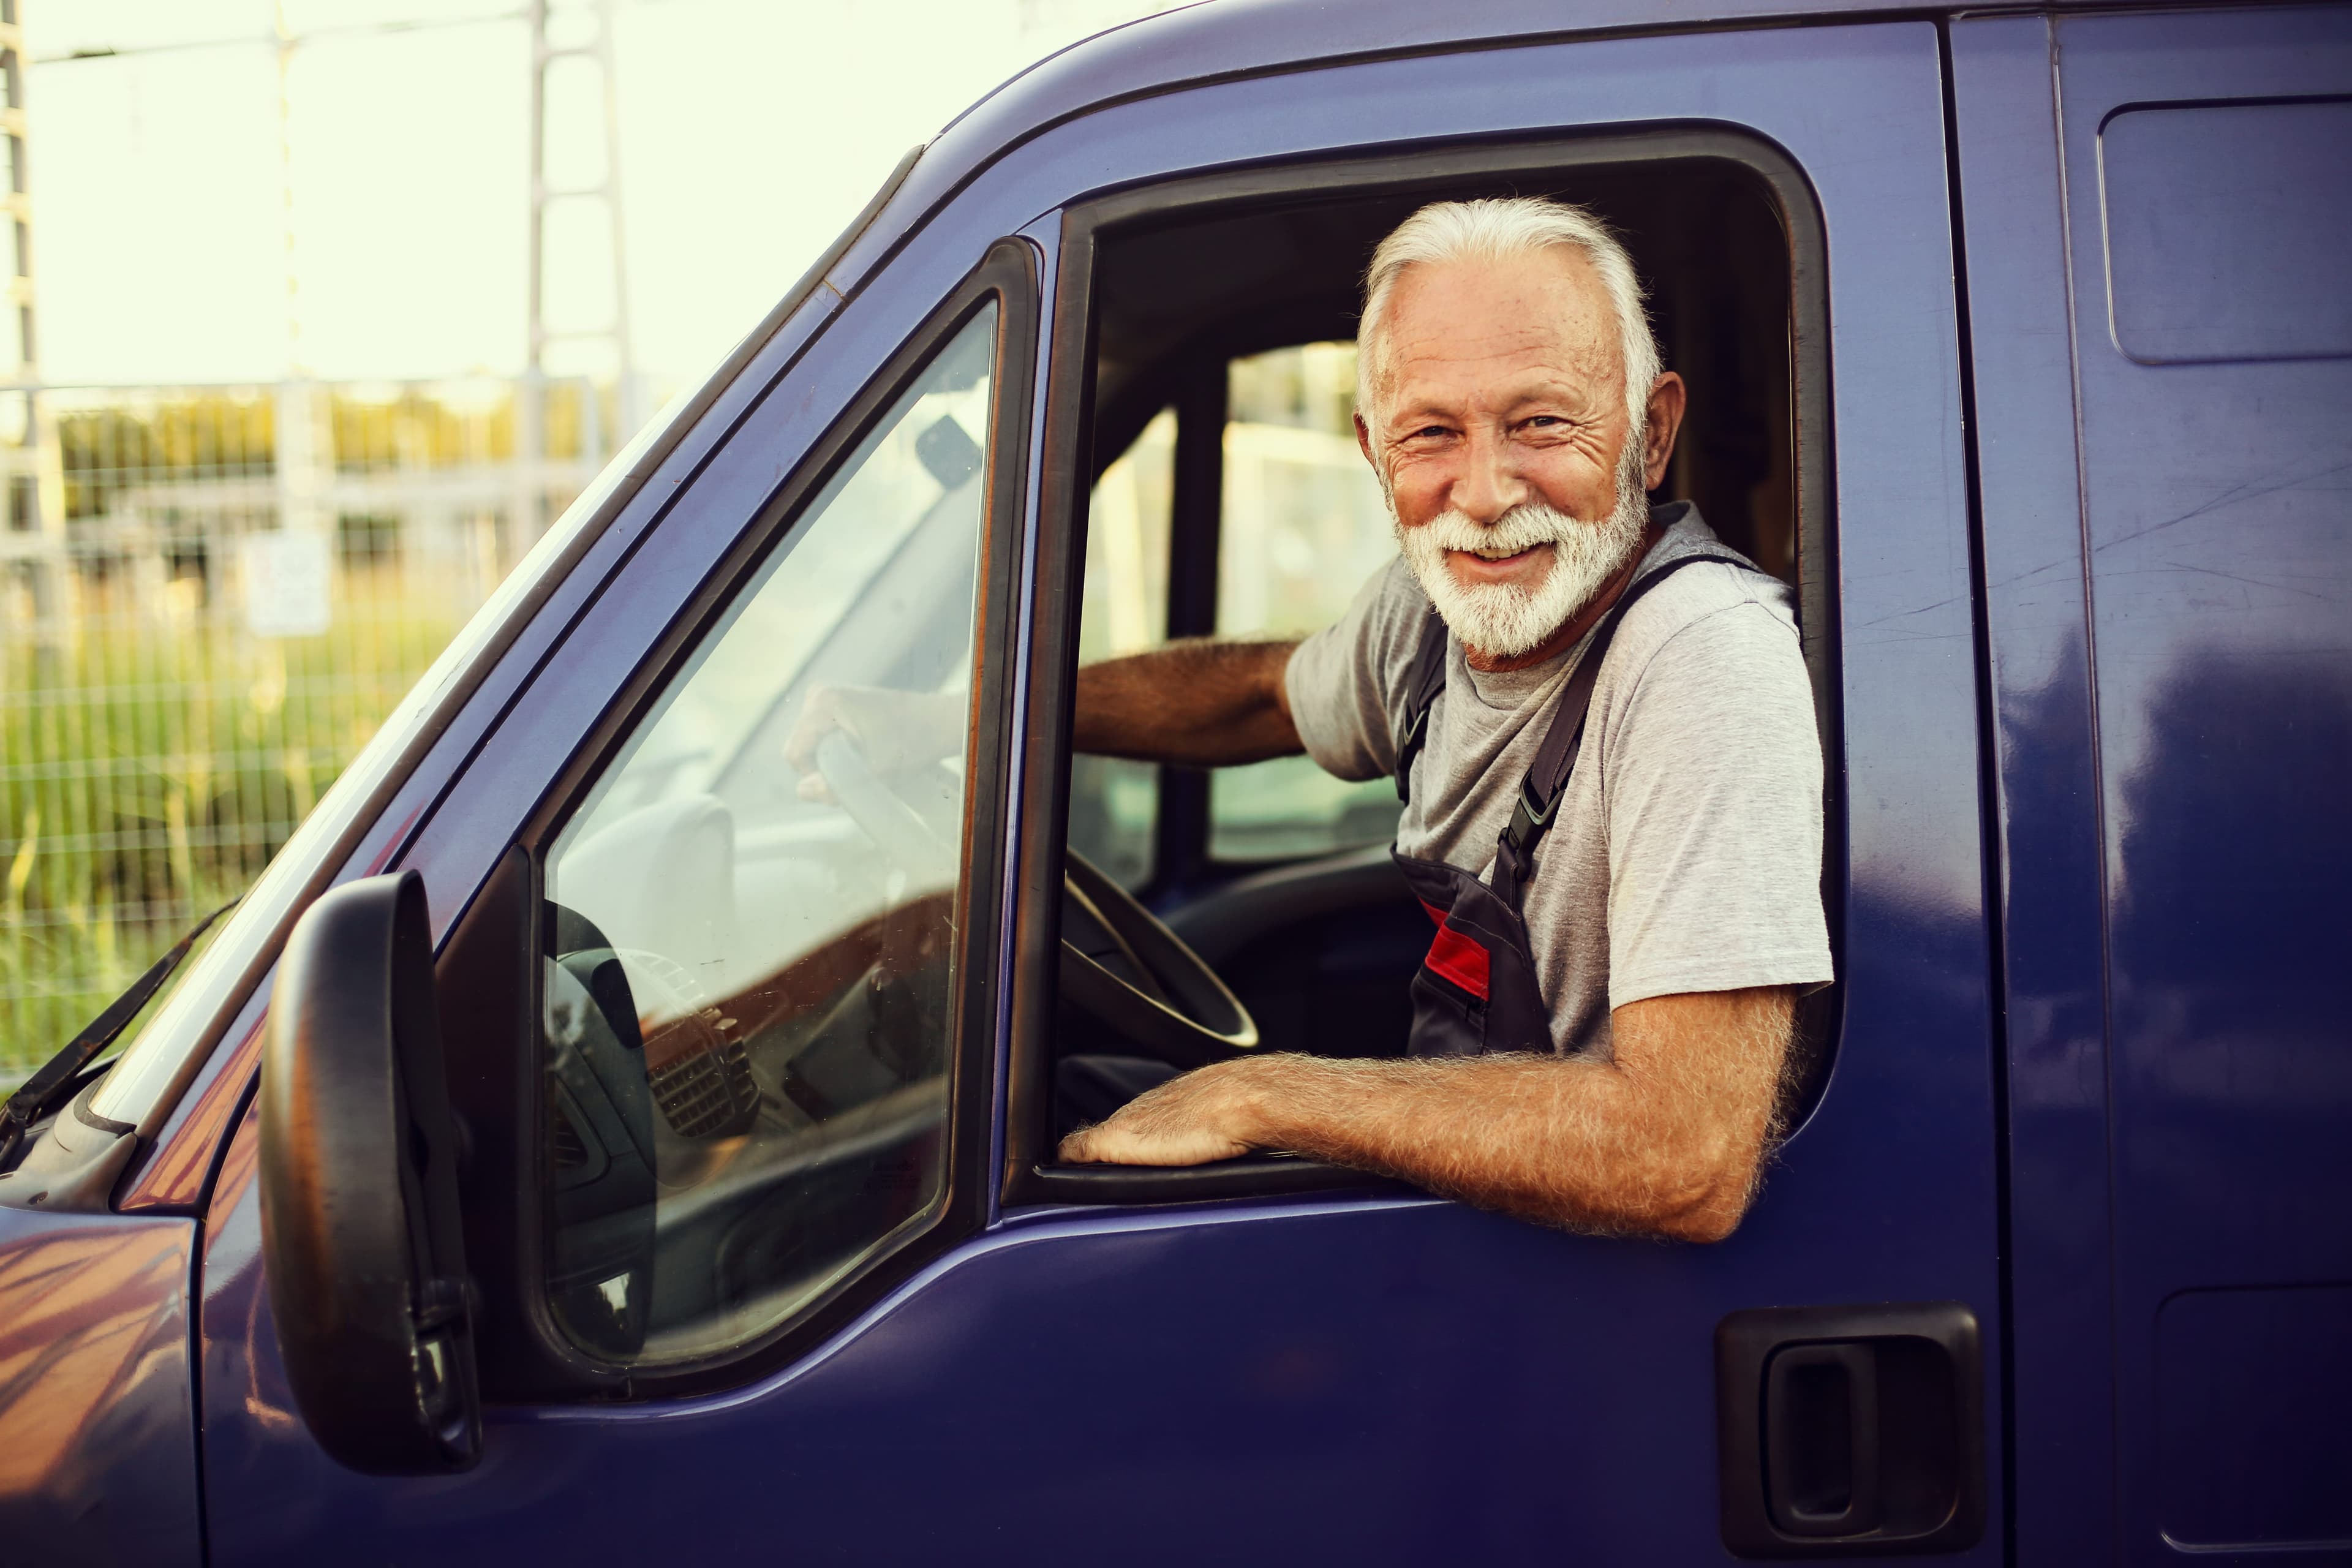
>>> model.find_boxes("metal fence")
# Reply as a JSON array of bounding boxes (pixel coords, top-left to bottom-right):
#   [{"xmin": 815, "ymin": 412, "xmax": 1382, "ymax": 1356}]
[{"xmin": 0, "ymin": 375, "xmax": 619, "ymax": 1082}]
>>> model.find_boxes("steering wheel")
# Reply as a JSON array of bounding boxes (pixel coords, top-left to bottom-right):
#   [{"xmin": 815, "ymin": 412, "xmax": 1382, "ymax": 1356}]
[
  {"xmin": 812, "ymin": 730, "xmax": 1258, "ymax": 1069},
  {"xmin": 813, "ymin": 731, "xmax": 956, "ymax": 882}
]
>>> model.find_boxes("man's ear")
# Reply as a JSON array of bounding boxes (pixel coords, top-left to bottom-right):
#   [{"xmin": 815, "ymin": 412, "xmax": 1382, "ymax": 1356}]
[
  {"xmin": 1642, "ymin": 372, "xmax": 1687, "ymax": 492},
  {"xmin": 1354, "ymin": 410, "xmax": 1376, "ymax": 470}
]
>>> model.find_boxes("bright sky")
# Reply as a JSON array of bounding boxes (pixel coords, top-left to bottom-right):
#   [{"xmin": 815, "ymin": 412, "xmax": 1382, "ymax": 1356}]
[{"xmin": 27, "ymin": 0, "xmax": 1185, "ymax": 390}]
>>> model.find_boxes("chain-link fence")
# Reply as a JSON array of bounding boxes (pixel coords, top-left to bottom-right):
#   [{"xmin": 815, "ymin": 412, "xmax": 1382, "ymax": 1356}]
[{"xmin": 0, "ymin": 376, "xmax": 614, "ymax": 1083}]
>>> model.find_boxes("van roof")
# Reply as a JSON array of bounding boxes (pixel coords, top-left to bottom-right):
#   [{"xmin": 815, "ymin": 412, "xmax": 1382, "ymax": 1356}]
[
  {"xmin": 951, "ymin": 0, "xmax": 1969, "ymax": 151},
  {"xmin": 845, "ymin": 0, "xmax": 2131, "ymax": 295}
]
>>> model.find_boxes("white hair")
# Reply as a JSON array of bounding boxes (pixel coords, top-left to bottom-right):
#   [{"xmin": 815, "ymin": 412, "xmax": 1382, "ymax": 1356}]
[{"xmin": 1356, "ymin": 197, "xmax": 1661, "ymax": 450}]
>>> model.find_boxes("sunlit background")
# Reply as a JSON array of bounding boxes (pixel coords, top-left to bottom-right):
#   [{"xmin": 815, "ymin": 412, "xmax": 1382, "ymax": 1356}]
[{"xmin": 0, "ymin": 0, "xmax": 1187, "ymax": 1078}]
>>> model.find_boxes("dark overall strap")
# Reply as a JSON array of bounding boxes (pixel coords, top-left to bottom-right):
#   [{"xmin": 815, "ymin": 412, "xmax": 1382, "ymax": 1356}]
[
  {"xmin": 1392, "ymin": 609, "xmax": 1450, "ymax": 802},
  {"xmin": 1488, "ymin": 549, "xmax": 1755, "ymax": 907}
]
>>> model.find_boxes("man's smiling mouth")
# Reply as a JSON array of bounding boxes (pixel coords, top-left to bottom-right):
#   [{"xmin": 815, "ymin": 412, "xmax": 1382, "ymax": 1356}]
[{"xmin": 1448, "ymin": 544, "xmax": 1551, "ymax": 575}]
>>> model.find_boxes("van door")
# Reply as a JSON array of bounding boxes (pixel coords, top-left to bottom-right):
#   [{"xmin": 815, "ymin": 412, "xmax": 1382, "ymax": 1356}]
[
  {"xmin": 194, "ymin": 20, "xmax": 1997, "ymax": 1567},
  {"xmin": 1002, "ymin": 25, "xmax": 1996, "ymax": 1564},
  {"xmin": 1958, "ymin": 11, "xmax": 2352, "ymax": 1564}
]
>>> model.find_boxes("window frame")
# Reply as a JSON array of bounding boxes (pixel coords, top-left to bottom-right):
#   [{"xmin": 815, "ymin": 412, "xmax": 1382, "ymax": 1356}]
[
  {"xmin": 483, "ymin": 238, "xmax": 1039, "ymax": 1400},
  {"xmin": 1005, "ymin": 129, "xmax": 1841, "ymax": 1210}
]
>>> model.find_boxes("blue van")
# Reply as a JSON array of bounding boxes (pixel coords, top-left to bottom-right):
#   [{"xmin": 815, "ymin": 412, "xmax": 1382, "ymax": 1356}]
[{"xmin": 2, "ymin": 2, "xmax": 2345, "ymax": 1562}]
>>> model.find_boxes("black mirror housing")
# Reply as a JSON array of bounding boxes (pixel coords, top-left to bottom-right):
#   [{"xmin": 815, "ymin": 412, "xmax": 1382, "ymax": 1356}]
[{"xmin": 260, "ymin": 870, "xmax": 483, "ymax": 1474}]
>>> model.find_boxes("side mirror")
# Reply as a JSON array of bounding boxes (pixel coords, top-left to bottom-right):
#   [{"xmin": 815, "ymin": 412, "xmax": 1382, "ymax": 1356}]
[{"xmin": 260, "ymin": 870, "xmax": 483, "ymax": 1474}]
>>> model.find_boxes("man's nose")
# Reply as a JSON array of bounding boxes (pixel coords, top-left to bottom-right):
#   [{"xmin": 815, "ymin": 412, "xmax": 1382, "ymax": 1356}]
[{"xmin": 1450, "ymin": 424, "xmax": 1528, "ymax": 524}]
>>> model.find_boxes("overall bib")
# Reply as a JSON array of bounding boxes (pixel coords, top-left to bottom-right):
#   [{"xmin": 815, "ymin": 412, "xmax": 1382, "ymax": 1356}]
[{"xmin": 1390, "ymin": 551, "xmax": 1750, "ymax": 1058}]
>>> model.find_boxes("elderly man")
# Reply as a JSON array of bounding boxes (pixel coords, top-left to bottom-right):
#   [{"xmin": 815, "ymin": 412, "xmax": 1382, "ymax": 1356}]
[{"xmin": 1057, "ymin": 197, "xmax": 1832, "ymax": 1242}]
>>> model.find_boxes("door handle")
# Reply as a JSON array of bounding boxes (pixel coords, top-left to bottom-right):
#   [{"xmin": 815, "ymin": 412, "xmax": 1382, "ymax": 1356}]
[
  {"xmin": 1765, "ymin": 1342, "xmax": 1882, "ymax": 1536},
  {"xmin": 1715, "ymin": 1302, "xmax": 1985, "ymax": 1558}
]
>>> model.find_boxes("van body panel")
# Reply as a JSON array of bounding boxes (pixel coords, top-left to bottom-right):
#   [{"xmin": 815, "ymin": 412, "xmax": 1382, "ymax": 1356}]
[
  {"xmin": 1950, "ymin": 17, "xmax": 2118, "ymax": 1567},
  {"xmin": 2052, "ymin": 11, "xmax": 2352, "ymax": 1561},
  {"xmin": 0, "ymin": 1209, "xmax": 202, "ymax": 1566}
]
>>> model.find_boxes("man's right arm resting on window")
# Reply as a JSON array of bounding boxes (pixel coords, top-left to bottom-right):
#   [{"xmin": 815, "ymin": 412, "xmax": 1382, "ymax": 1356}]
[{"xmin": 1063, "ymin": 637, "xmax": 1795, "ymax": 1246}]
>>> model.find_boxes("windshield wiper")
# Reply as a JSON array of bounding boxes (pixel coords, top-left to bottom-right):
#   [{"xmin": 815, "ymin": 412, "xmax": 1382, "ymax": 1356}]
[{"xmin": 0, "ymin": 899, "xmax": 238, "ymax": 1166}]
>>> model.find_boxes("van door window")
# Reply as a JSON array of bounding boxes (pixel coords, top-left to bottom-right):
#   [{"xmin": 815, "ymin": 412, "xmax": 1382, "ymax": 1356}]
[
  {"xmin": 1030, "ymin": 140, "xmax": 1825, "ymax": 1192},
  {"xmin": 535, "ymin": 304, "xmax": 996, "ymax": 1366}
]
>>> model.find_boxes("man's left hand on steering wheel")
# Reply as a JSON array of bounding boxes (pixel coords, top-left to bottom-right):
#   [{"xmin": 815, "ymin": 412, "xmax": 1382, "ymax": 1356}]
[{"xmin": 783, "ymin": 684, "xmax": 966, "ymax": 803}]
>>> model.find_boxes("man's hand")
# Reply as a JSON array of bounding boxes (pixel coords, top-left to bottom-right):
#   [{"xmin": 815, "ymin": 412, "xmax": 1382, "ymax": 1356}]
[
  {"xmin": 1058, "ymin": 1057, "xmax": 1270, "ymax": 1166},
  {"xmin": 782, "ymin": 684, "xmax": 965, "ymax": 802},
  {"xmin": 1055, "ymin": 987, "xmax": 1796, "ymax": 1242}
]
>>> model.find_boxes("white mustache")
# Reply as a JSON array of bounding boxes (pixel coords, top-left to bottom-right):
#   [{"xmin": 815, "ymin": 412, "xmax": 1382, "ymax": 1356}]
[{"xmin": 1407, "ymin": 502, "xmax": 1602, "ymax": 565}]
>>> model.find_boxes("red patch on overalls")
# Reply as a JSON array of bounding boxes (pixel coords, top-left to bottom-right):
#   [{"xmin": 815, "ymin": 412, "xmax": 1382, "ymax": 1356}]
[{"xmin": 1417, "ymin": 899, "xmax": 1491, "ymax": 1001}]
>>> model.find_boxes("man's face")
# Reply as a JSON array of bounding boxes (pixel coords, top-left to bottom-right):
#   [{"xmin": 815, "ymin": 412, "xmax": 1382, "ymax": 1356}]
[{"xmin": 1359, "ymin": 248, "xmax": 1664, "ymax": 662}]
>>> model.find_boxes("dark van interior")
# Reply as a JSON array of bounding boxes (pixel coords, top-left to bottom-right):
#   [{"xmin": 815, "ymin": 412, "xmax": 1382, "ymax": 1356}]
[{"xmin": 1027, "ymin": 141, "xmax": 1836, "ymax": 1200}]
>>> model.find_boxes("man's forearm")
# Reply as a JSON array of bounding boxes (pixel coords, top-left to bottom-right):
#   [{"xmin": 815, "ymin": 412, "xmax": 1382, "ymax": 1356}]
[
  {"xmin": 1244, "ymin": 990, "xmax": 1792, "ymax": 1240},
  {"xmin": 1233, "ymin": 1058, "xmax": 1732, "ymax": 1240},
  {"xmin": 1064, "ymin": 987, "xmax": 1795, "ymax": 1241},
  {"xmin": 1073, "ymin": 637, "xmax": 1303, "ymax": 766}
]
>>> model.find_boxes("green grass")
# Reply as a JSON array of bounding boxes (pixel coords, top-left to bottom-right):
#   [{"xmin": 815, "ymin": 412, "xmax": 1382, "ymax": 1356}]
[{"xmin": 1, "ymin": 571, "xmax": 466, "ymax": 1084}]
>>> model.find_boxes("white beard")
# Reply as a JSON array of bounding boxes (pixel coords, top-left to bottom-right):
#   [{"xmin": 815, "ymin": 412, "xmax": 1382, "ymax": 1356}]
[{"xmin": 1394, "ymin": 467, "xmax": 1651, "ymax": 662}]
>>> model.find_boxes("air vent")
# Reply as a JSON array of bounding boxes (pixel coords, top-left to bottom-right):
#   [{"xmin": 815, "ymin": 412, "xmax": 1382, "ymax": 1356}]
[
  {"xmin": 643, "ymin": 1008, "xmax": 758, "ymax": 1138},
  {"xmin": 549, "ymin": 1101, "xmax": 589, "ymax": 1169}
]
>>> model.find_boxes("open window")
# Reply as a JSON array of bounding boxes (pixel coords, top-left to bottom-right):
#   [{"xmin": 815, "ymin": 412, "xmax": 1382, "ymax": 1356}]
[{"xmin": 1018, "ymin": 134, "xmax": 1838, "ymax": 1205}]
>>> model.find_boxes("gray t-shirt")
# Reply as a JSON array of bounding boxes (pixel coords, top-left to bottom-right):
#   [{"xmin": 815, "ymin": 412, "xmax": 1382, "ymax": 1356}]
[{"xmin": 1283, "ymin": 503, "xmax": 1833, "ymax": 1058}]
